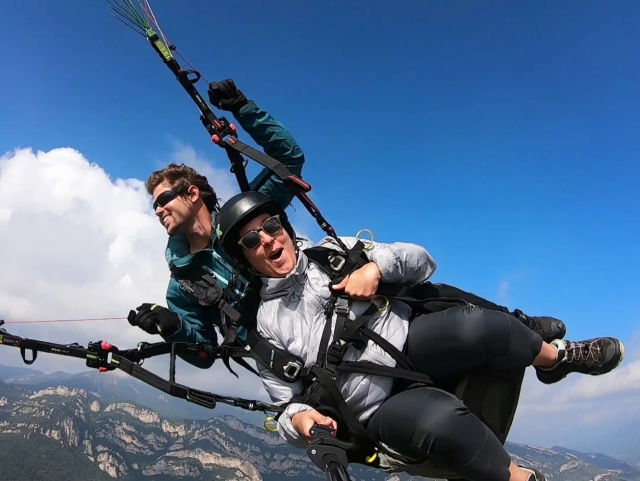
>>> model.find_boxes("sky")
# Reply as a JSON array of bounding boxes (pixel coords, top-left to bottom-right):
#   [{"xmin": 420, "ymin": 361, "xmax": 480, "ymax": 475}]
[{"xmin": 0, "ymin": 0, "xmax": 639, "ymax": 460}]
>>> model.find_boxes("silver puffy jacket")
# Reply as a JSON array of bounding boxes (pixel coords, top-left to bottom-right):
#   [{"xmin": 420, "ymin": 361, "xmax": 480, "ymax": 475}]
[{"xmin": 255, "ymin": 235, "xmax": 437, "ymax": 448}]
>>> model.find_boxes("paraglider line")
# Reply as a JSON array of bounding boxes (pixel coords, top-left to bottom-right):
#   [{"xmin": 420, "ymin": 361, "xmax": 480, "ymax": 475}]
[{"xmin": 2, "ymin": 317, "xmax": 127, "ymax": 325}]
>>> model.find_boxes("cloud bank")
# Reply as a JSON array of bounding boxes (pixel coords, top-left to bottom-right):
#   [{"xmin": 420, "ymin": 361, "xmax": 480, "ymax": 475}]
[{"xmin": 0, "ymin": 145, "xmax": 265, "ymax": 401}]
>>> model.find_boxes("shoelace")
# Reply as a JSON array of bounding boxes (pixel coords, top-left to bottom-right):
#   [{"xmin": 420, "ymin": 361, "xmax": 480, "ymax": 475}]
[{"xmin": 564, "ymin": 340, "xmax": 603, "ymax": 367}]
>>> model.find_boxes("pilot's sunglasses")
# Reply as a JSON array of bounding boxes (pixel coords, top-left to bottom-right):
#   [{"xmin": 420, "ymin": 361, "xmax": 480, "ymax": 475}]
[
  {"xmin": 153, "ymin": 187, "xmax": 187, "ymax": 210},
  {"xmin": 238, "ymin": 215, "xmax": 284, "ymax": 250}
]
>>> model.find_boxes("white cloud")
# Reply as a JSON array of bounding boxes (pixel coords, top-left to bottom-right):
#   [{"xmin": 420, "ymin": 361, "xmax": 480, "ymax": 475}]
[
  {"xmin": 165, "ymin": 139, "xmax": 240, "ymax": 205},
  {"xmin": 498, "ymin": 280, "xmax": 510, "ymax": 304},
  {"xmin": 0, "ymin": 145, "xmax": 268, "ymax": 402},
  {"xmin": 496, "ymin": 274, "xmax": 524, "ymax": 305}
]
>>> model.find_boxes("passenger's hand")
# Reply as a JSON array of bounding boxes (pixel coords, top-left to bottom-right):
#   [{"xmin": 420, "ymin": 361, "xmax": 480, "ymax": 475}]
[
  {"xmin": 291, "ymin": 409, "xmax": 338, "ymax": 441},
  {"xmin": 127, "ymin": 303, "xmax": 181, "ymax": 337},
  {"xmin": 207, "ymin": 79, "xmax": 248, "ymax": 113},
  {"xmin": 331, "ymin": 262, "xmax": 382, "ymax": 300}
]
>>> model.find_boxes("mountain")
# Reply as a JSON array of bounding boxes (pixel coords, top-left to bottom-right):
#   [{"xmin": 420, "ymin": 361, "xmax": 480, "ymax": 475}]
[
  {"xmin": 0, "ymin": 363, "xmax": 265, "ymax": 426},
  {"xmin": 0, "ymin": 367, "xmax": 639, "ymax": 481},
  {"xmin": 0, "ymin": 381, "xmax": 386, "ymax": 481},
  {"xmin": 551, "ymin": 446, "xmax": 640, "ymax": 473},
  {"xmin": 507, "ymin": 444, "xmax": 639, "ymax": 481}
]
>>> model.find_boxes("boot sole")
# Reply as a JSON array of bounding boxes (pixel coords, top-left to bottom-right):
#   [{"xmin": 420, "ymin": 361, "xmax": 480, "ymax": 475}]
[{"xmin": 588, "ymin": 339, "xmax": 625, "ymax": 376}]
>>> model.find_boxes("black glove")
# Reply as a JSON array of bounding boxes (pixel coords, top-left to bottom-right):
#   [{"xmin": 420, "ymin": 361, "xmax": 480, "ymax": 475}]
[
  {"xmin": 208, "ymin": 79, "xmax": 248, "ymax": 113},
  {"xmin": 127, "ymin": 303, "xmax": 181, "ymax": 337}
]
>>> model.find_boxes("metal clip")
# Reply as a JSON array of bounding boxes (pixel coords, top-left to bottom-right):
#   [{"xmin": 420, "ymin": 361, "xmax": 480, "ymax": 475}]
[
  {"xmin": 355, "ymin": 228, "xmax": 375, "ymax": 250},
  {"xmin": 283, "ymin": 360, "xmax": 302, "ymax": 380},
  {"xmin": 328, "ymin": 254, "xmax": 346, "ymax": 272}
]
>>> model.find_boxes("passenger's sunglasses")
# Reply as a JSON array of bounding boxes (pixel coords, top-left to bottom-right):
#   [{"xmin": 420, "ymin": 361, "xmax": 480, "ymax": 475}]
[
  {"xmin": 153, "ymin": 187, "xmax": 187, "ymax": 210},
  {"xmin": 238, "ymin": 215, "xmax": 284, "ymax": 250}
]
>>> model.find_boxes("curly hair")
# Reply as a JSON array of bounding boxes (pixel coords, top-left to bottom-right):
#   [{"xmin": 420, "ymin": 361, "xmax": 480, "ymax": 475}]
[{"xmin": 145, "ymin": 163, "xmax": 219, "ymax": 212}]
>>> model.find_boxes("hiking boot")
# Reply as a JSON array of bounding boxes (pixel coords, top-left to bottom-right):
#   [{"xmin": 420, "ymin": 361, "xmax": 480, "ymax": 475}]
[
  {"xmin": 513, "ymin": 309, "xmax": 566, "ymax": 343},
  {"xmin": 520, "ymin": 467, "xmax": 547, "ymax": 481},
  {"xmin": 536, "ymin": 337, "xmax": 625, "ymax": 385}
]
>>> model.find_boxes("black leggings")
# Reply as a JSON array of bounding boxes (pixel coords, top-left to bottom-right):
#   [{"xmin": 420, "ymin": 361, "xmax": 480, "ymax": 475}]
[{"xmin": 366, "ymin": 305, "xmax": 544, "ymax": 481}]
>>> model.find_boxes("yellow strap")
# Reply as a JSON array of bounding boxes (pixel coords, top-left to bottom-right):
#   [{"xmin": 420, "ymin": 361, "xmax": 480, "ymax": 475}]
[{"xmin": 149, "ymin": 304, "xmax": 163, "ymax": 334}]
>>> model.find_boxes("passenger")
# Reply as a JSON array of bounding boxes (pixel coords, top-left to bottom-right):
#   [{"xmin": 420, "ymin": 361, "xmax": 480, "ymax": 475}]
[{"xmin": 215, "ymin": 190, "xmax": 625, "ymax": 481}]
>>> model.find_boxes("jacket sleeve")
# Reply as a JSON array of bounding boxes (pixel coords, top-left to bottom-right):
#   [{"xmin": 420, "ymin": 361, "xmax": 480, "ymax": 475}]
[
  {"xmin": 232, "ymin": 100, "xmax": 305, "ymax": 209},
  {"xmin": 319, "ymin": 236, "xmax": 437, "ymax": 286},
  {"xmin": 256, "ymin": 363, "xmax": 313, "ymax": 449},
  {"xmin": 254, "ymin": 309, "xmax": 312, "ymax": 448},
  {"xmin": 162, "ymin": 279, "xmax": 219, "ymax": 369}
]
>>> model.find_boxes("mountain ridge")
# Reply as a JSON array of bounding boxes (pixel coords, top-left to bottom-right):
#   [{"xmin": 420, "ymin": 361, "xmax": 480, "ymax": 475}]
[{"xmin": 0, "ymin": 363, "xmax": 637, "ymax": 481}]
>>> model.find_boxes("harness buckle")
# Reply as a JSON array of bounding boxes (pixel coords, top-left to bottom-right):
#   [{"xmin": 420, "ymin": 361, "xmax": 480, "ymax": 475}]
[
  {"xmin": 86, "ymin": 340, "xmax": 118, "ymax": 373},
  {"xmin": 334, "ymin": 297, "xmax": 350, "ymax": 316},
  {"xmin": 283, "ymin": 360, "xmax": 302, "ymax": 380},
  {"xmin": 328, "ymin": 254, "xmax": 346, "ymax": 272},
  {"xmin": 210, "ymin": 116, "xmax": 238, "ymax": 145},
  {"xmin": 325, "ymin": 342, "xmax": 347, "ymax": 378}
]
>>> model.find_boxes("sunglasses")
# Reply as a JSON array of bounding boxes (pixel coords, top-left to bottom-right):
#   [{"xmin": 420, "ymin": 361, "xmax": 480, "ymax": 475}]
[
  {"xmin": 153, "ymin": 187, "xmax": 187, "ymax": 210},
  {"xmin": 238, "ymin": 215, "xmax": 284, "ymax": 250}
]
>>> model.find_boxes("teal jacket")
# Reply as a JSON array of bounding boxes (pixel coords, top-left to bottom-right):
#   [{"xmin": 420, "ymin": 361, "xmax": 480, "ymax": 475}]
[{"xmin": 161, "ymin": 100, "xmax": 305, "ymax": 368}]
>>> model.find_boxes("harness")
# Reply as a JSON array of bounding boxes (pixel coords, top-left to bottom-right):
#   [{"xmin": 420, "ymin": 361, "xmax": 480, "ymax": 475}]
[
  {"xmin": 169, "ymin": 269, "xmax": 259, "ymax": 376},
  {"xmin": 246, "ymin": 242, "xmax": 468, "ymax": 466},
  {"xmin": 246, "ymin": 242, "xmax": 526, "ymax": 469},
  {"xmin": 167, "ymin": 232, "xmax": 525, "ymax": 468}
]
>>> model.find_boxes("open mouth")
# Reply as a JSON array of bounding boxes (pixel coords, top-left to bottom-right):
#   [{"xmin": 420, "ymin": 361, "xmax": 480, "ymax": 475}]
[{"xmin": 268, "ymin": 248, "xmax": 283, "ymax": 261}]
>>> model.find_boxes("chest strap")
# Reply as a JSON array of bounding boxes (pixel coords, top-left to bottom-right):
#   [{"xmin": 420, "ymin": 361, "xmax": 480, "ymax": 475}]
[{"xmin": 171, "ymin": 268, "xmax": 259, "ymax": 377}]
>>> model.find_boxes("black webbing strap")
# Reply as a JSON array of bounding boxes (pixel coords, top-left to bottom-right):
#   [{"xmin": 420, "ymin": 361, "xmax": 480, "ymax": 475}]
[
  {"xmin": 170, "ymin": 266, "xmax": 259, "ymax": 378},
  {"xmin": 352, "ymin": 327, "xmax": 416, "ymax": 372},
  {"xmin": 323, "ymin": 302, "xmax": 378, "ymax": 374},
  {"xmin": 310, "ymin": 365, "xmax": 378, "ymax": 447},
  {"xmin": 304, "ymin": 243, "xmax": 370, "ymax": 286},
  {"xmin": 125, "ymin": 340, "xmax": 216, "ymax": 364},
  {"xmin": 215, "ymin": 298, "xmax": 260, "ymax": 378},
  {"xmin": 223, "ymin": 139, "xmax": 295, "ymax": 186},
  {"xmin": 148, "ymin": 28, "xmax": 349, "ymax": 253},
  {"xmin": 309, "ymin": 365, "xmax": 417, "ymax": 467},
  {"xmin": 302, "ymin": 296, "xmax": 353, "ymax": 409},
  {"xmin": 223, "ymin": 136, "xmax": 348, "ymax": 250},
  {"xmin": 337, "ymin": 362, "xmax": 434, "ymax": 386},
  {"xmin": 247, "ymin": 329, "xmax": 305, "ymax": 383},
  {"xmin": 317, "ymin": 297, "xmax": 349, "ymax": 369},
  {"xmin": 0, "ymin": 323, "xmax": 279, "ymax": 414},
  {"xmin": 225, "ymin": 147, "xmax": 251, "ymax": 192}
]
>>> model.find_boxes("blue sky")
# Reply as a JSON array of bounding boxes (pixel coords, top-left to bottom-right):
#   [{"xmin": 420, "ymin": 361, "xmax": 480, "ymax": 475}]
[{"xmin": 1, "ymin": 0, "xmax": 639, "ymax": 453}]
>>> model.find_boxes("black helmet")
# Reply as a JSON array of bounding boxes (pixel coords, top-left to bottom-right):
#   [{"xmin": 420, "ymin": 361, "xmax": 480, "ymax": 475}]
[{"xmin": 215, "ymin": 191, "xmax": 296, "ymax": 268}]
